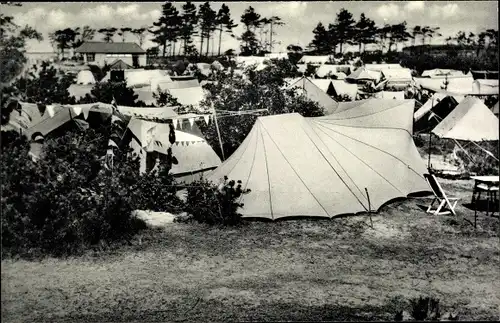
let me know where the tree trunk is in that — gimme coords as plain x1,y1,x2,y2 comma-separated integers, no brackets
218,27,223,56
173,41,176,59
206,32,210,57
339,42,343,54
162,43,166,57
200,33,204,58
358,43,362,54
270,22,273,52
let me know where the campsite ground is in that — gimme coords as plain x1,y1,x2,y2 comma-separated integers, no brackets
2,178,499,322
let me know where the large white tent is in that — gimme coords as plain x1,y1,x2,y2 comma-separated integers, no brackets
209,99,428,219
413,93,465,122
76,70,96,85
432,97,499,141
286,77,339,115
101,69,172,88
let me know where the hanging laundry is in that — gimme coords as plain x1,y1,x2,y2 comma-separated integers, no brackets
71,106,82,116
188,117,195,129
82,106,91,120
204,115,210,125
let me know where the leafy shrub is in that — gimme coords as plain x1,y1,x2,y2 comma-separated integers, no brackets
182,176,251,226
0,127,147,258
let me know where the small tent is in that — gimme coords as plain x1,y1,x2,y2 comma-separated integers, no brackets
265,52,288,59
432,97,499,141
330,80,358,100
421,69,464,78
109,59,133,70
364,63,402,71
208,100,428,219
126,118,221,180
413,93,465,122
413,75,475,94
315,65,351,78
76,70,96,85
211,60,224,71
298,55,332,65
380,68,412,87
101,69,172,88
167,87,206,109
286,77,339,115
346,67,381,83
374,91,405,100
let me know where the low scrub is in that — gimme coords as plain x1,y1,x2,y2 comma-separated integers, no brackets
181,176,251,226
0,126,181,258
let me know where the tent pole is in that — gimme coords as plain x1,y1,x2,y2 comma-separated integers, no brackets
212,101,225,161
365,188,373,229
427,132,432,170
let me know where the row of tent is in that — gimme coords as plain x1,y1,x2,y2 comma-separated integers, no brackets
3,95,498,220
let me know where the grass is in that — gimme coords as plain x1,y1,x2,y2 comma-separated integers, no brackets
2,179,499,322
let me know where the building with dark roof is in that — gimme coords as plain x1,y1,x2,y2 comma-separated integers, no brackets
75,41,146,68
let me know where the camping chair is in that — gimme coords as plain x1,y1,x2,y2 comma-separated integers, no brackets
423,173,460,216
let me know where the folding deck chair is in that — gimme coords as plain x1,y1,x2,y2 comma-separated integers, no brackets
423,173,460,216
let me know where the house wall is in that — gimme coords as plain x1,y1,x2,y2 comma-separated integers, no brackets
82,53,147,67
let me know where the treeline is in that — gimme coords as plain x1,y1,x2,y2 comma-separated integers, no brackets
48,3,284,59
306,8,498,56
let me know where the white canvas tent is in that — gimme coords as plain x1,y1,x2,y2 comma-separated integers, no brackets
265,52,288,59
208,99,428,219
364,63,403,71
298,55,332,65
421,69,465,78
167,87,206,109
76,70,96,85
380,68,412,86
330,80,358,100
127,118,221,179
346,67,382,83
315,65,351,78
413,93,465,122
432,97,499,141
286,77,339,115
101,69,172,88
374,91,405,100
413,74,477,94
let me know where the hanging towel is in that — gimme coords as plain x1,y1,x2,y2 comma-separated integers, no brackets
188,118,195,129
204,115,210,125
172,118,178,129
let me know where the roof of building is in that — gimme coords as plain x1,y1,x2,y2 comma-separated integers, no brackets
75,41,145,54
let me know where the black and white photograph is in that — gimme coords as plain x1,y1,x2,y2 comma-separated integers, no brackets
1,1,499,322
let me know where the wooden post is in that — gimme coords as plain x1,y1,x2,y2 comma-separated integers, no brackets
212,102,225,161
365,188,373,229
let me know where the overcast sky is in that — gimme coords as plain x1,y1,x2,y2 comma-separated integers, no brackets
4,1,498,53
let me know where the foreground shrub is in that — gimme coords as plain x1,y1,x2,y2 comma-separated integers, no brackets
1,128,146,258
182,176,251,225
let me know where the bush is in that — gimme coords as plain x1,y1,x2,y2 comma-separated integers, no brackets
409,296,441,321
457,140,498,175
182,176,250,226
0,127,147,258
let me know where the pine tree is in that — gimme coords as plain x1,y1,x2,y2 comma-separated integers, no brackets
216,4,238,57
309,22,330,54
151,2,181,57
198,2,217,57
354,13,377,53
181,2,198,56
333,8,356,54
240,6,262,56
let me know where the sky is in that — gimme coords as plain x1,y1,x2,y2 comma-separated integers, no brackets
4,1,498,54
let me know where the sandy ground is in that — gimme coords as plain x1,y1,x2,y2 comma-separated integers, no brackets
2,179,499,322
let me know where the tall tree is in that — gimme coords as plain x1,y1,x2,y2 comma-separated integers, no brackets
239,6,262,56
131,27,148,47
198,2,217,57
215,4,237,57
333,8,356,54
98,27,117,43
118,27,132,42
51,28,78,58
181,2,198,56
72,26,95,49
412,25,422,46
151,2,181,57
421,26,441,45
354,13,377,53
308,22,330,54
266,16,284,53
388,21,411,52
